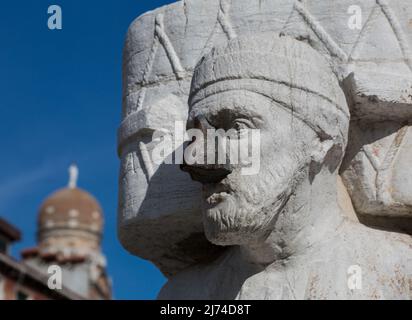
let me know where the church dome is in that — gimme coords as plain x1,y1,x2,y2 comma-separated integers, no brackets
21,164,111,299
36,165,104,257
38,187,103,234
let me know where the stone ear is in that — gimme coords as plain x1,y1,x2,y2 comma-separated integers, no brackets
311,139,334,164
309,138,343,182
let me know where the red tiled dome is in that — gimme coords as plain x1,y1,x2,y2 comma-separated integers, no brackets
38,187,103,234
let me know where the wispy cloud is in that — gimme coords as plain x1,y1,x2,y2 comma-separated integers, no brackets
0,160,63,214
0,143,115,214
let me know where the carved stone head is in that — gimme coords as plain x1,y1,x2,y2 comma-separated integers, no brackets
182,35,350,246
118,0,412,277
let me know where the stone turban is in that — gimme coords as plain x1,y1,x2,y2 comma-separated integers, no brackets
189,34,350,151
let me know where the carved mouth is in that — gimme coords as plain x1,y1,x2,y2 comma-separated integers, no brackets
206,191,230,206
203,183,233,207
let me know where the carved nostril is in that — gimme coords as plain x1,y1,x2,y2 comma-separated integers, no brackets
180,163,232,184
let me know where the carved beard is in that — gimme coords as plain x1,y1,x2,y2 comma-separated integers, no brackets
201,158,298,246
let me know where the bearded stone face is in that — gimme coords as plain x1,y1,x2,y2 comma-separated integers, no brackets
185,90,319,246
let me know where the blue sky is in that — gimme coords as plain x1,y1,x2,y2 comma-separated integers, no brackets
0,0,177,299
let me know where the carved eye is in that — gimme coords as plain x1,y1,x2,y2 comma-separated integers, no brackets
233,119,254,131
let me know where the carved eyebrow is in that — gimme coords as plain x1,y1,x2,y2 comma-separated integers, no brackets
192,94,263,116
189,96,267,131
205,107,264,131
195,88,332,140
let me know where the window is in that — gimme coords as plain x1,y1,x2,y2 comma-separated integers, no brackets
0,237,7,254
16,290,29,300
0,276,4,300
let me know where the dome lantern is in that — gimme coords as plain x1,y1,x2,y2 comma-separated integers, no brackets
68,164,79,189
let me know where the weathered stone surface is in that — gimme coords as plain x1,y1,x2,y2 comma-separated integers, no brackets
156,34,412,299
118,0,412,298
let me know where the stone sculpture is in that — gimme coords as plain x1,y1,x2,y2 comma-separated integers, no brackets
118,0,412,299
159,34,412,299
